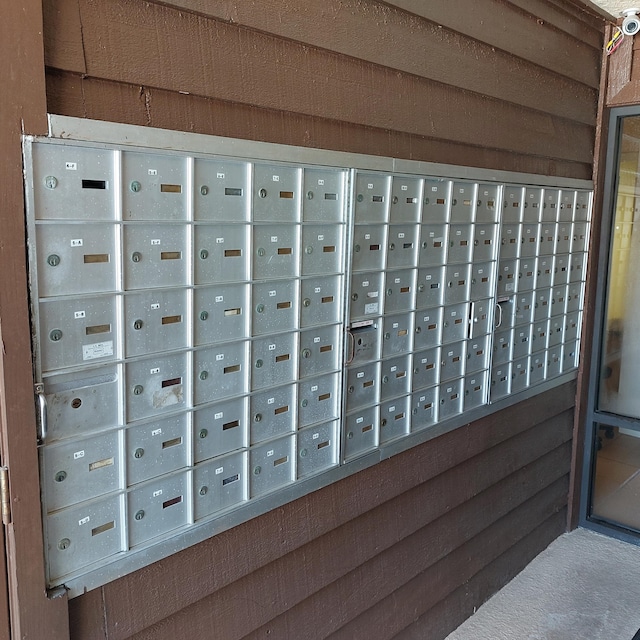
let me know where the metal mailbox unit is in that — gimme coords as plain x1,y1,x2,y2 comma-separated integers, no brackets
23,116,591,597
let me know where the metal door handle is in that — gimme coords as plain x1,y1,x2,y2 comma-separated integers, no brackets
35,385,47,443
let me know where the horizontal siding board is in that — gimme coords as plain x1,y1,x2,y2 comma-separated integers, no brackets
45,71,593,180
103,410,573,640
55,0,594,164
392,509,567,640
119,0,599,126
43,0,86,73
385,0,601,87
242,449,571,640
326,471,570,640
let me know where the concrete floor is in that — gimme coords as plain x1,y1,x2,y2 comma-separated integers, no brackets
446,528,640,640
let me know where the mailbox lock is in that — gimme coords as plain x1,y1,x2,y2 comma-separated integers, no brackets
424,197,430,205
54,471,67,483
44,176,58,189
131,252,142,263
412,407,418,415
418,284,425,292
305,245,313,255
200,249,209,260
307,190,314,200
384,332,391,340
134,510,145,521
348,385,355,393
133,319,144,330
259,188,267,198
381,418,387,427
382,375,389,384
354,244,361,252
254,413,262,423
200,311,209,321
386,288,393,297
47,254,61,267
133,385,144,396
130,181,142,193
413,367,419,374
257,247,266,257
300,448,308,457
302,348,311,359
253,466,262,475
351,293,358,301
301,399,308,407
200,185,209,196
134,448,144,459
302,298,311,308
389,243,395,251
255,359,263,369
199,429,208,439
392,195,398,205
256,304,265,314
421,241,428,249
415,326,421,334
49,329,63,342
199,486,208,496
347,431,354,439
357,194,363,202
58,538,71,551
199,371,209,381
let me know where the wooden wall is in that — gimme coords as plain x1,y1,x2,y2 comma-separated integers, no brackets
39,1,606,638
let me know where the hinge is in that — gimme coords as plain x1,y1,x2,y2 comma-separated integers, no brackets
0,467,10,526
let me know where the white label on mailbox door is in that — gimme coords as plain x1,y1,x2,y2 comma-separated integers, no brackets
364,303,378,314
269,290,276,297
82,341,114,361
271,236,278,243
215,296,224,303
74,310,86,319
268,344,276,351
78,516,90,526
318,234,324,241
216,237,224,244
148,169,158,175
65,162,77,170
151,303,160,310
216,354,224,361
314,287,321,293
272,175,280,182
367,183,374,190
313,433,320,439
70,239,83,247
267,397,275,405
73,450,85,460
151,239,161,245
318,179,325,185
152,428,162,436
153,490,163,498
401,185,408,191
215,467,224,475
150,367,160,374
311,385,318,391
217,173,225,179
214,412,223,420
313,337,321,343
267,449,274,457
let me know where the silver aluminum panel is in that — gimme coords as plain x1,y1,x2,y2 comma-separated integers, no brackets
251,333,298,390
390,176,423,223
564,311,581,343
466,335,490,374
126,352,188,422
382,313,413,357
298,372,340,428
250,384,296,445
569,252,587,282
574,191,591,221
251,280,298,336
531,320,549,354
496,296,516,330
512,324,532,360
412,347,440,391
490,363,511,401
380,354,412,401
422,178,451,223
194,224,250,284
123,224,188,290
499,224,521,260
551,285,567,317
192,341,249,405
529,352,546,385
492,328,513,366
349,271,384,320
548,315,564,348
379,395,411,444
43,367,120,443
553,254,571,286
45,493,125,583
450,182,476,224
546,347,562,378
301,224,344,275
562,340,579,372
348,322,382,365
536,256,554,289
416,266,445,309
126,414,189,486
413,307,443,350
354,173,391,223
344,406,378,461
470,261,495,300
193,158,250,222
194,283,250,345
517,258,536,293
566,282,584,313
32,145,115,221
442,303,469,344
297,421,339,479
36,224,117,297
193,451,247,520
476,184,501,223
252,164,301,222
346,361,380,411
39,295,118,372
447,224,473,264
502,186,524,224
249,435,295,498
559,190,576,222
464,371,488,411
572,222,589,253
556,222,572,254
473,224,498,262
542,189,560,222
444,263,471,305
384,269,416,314
193,396,248,462
440,341,466,383
520,223,540,258
252,224,299,280
42,430,122,512
523,187,543,223
514,291,535,326
300,275,342,327
533,288,552,322
438,378,463,421
470,298,493,339
510,357,529,394
386,224,419,269
418,224,448,266
122,152,187,221
124,289,188,357
539,223,557,256
352,224,387,272
299,324,341,379
127,471,189,547
497,259,518,296
302,168,346,223
411,388,438,431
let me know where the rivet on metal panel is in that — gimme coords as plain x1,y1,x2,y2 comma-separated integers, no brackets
131,252,142,263
44,176,58,189
130,181,142,193
199,371,208,381
133,319,143,330
200,249,209,260
54,471,67,483
200,311,209,321
134,448,144,459
58,538,71,551
134,510,145,520
200,185,209,196
47,254,60,267
199,429,208,439
133,385,144,395
49,329,63,342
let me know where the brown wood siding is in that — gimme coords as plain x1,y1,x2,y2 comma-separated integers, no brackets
39,2,605,639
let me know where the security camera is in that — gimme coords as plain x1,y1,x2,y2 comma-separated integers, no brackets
622,8,640,36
